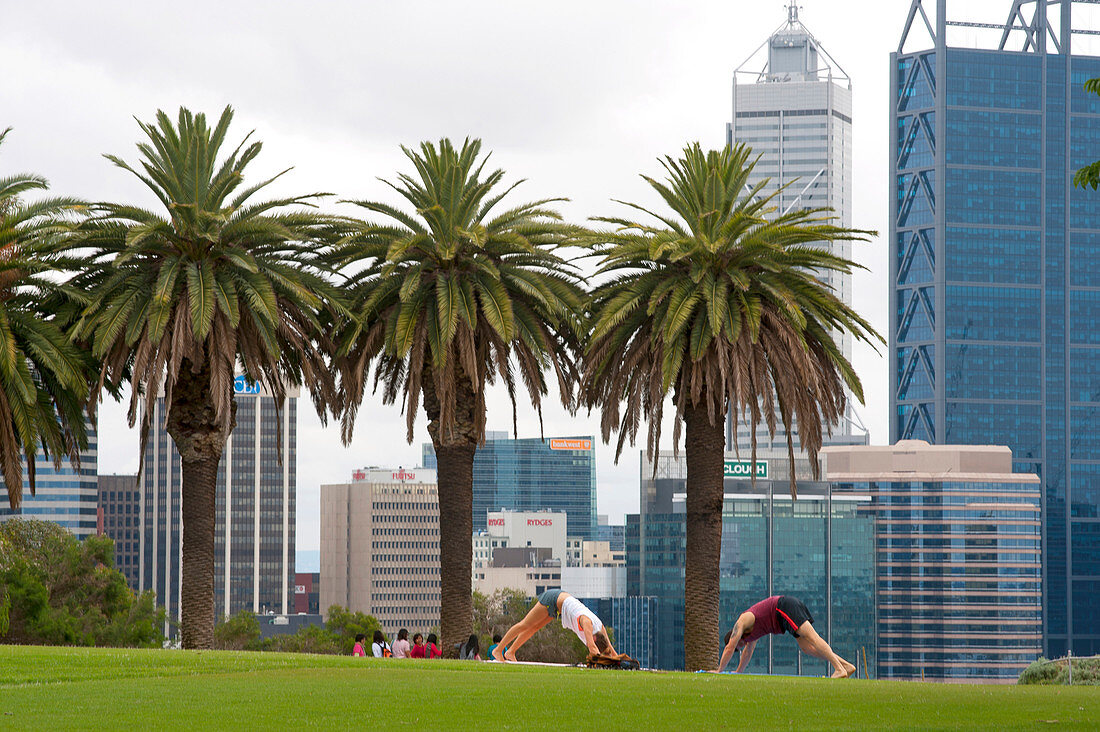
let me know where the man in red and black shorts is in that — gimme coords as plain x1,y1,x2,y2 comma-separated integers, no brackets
712,595,856,678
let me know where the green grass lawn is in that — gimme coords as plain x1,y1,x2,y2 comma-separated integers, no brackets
0,646,1096,730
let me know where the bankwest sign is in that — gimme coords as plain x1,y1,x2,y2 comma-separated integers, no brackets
724,460,768,479
549,438,592,451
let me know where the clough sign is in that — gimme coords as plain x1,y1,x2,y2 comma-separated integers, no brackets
724,460,768,479
549,438,592,451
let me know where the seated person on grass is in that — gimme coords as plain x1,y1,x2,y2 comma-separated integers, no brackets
492,589,615,662
714,595,856,678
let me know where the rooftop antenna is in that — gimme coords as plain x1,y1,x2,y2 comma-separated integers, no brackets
788,1,801,25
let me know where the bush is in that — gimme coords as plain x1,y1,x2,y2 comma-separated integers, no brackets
0,519,163,647
214,611,263,651
1018,656,1100,685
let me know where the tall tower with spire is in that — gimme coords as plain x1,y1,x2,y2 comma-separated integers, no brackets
725,2,866,452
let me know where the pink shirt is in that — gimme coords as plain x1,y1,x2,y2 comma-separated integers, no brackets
353,642,365,657
392,639,411,658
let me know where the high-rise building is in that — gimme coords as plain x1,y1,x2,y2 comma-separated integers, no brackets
139,377,297,633
892,0,1100,657
320,468,440,630
827,441,1043,682
629,449,876,672
0,428,98,539
726,2,866,451
422,433,598,540
97,473,141,589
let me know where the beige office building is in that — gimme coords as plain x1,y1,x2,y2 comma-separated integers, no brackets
320,468,440,631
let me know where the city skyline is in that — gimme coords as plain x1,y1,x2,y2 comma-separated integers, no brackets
6,1,1100,554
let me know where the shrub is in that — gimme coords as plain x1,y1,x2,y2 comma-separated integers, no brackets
1018,656,1100,685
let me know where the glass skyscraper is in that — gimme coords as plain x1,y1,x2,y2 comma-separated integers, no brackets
140,377,297,634
629,450,876,672
892,0,1100,657
422,433,597,540
827,442,1043,682
0,427,98,539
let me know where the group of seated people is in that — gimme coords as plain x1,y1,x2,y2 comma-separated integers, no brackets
352,629,442,658
351,628,503,660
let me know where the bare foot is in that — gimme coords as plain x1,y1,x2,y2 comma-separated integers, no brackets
831,662,856,679
504,653,517,662
491,648,504,662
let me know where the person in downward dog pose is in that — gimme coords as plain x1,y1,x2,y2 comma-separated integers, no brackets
714,595,856,678
492,589,615,662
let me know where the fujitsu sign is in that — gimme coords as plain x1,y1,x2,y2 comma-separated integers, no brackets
527,519,554,526
392,470,416,481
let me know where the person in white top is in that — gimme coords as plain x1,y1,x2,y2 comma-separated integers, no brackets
492,589,616,662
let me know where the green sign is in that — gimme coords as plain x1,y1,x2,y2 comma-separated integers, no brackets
723,460,768,479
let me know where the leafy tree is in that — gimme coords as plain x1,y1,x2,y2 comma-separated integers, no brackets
0,128,93,510
335,139,585,651
582,143,880,671
213,610,263,651
472,589,588,664
0,519,163,647
66,107,350,649
322,605,382,655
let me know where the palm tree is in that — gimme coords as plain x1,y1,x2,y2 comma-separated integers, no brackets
0,128,91,511
583,143,881,671
67,107,349,648
335,138,584,651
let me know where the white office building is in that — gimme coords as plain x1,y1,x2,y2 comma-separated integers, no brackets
726,2,866,450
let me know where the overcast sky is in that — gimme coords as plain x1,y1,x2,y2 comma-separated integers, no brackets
6,0,1091,554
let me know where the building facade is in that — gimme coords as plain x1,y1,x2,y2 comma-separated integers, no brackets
320,468,440,631
97,474,141,588
892,0,1100,657
0,429,98,540
726,2,866,450
486,509,567,560
139,377,297,633
423,433,598,539
630,449,876,672
827,441,1043,682
294,572,320,615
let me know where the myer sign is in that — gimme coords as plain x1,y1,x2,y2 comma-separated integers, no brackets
724,460,768,479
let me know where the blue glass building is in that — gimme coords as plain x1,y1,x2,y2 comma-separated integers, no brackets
423,433,597,540
827,442,1043,682
0,427,98,539
629,451,876,672
892,0,1100,657
578,596,659,670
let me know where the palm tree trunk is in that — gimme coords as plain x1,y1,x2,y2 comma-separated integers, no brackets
166,358,234,650
435,441,475,655
422,364,479,656
683,394,726,672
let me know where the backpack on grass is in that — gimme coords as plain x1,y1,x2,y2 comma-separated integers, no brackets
586,652,640,670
